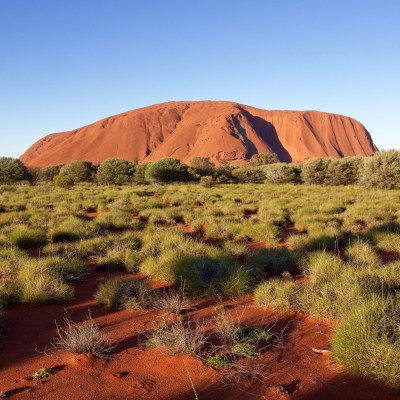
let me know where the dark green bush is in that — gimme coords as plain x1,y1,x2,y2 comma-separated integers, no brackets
359,150,400,189
37,164,64,183
0,157,28,184
231,167,265,183
213,165,235,183
189,157,215,178
301,158,332,185
326,157,362,185
97,158,135,185
59,160,96,183
263,163,302,184
147,158,188,183
249,152,278,166
54,175,74,188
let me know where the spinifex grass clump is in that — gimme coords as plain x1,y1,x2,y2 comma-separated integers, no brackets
0,281,19,308
18,262,74,304
9,226,47,249
139,230,249,295
50,216,89,242
52,313,115,360
95,277,155,310
39,256,88,281
345,239,381,269
0,247,28,279
331,296,400,390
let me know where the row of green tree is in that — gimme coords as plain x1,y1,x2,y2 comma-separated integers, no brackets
1,150,400,189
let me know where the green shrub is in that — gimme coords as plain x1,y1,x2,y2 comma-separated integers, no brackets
236,327,273,344
147,158,188,183
326,157,362,185
213,165,235,183
301,158,332,185
249,152,278,166
9,226,47,249
263,164,302,184
94,212,135,231
140,243,235,293
97,158,135,185
189,157,215,177
207,355,230,369
0,157,28,184
102,248,141,273
199,176,215,187
59,160,96,183
219,265,254,296
231,342,259,357
231,168,265,183
359,150,400,189
109,197,133,213
133,163,149,184
37,164,64,183
54,175,74,188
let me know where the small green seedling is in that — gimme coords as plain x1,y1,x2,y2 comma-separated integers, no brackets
145,339,157,349
237,327,274,344
206,355,230,369
231,343,260,358
32,367,54,380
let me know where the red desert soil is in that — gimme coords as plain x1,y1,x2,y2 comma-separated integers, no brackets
1,265,399,400
20,101,377,168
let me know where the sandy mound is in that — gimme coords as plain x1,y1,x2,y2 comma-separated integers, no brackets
20,101,378,168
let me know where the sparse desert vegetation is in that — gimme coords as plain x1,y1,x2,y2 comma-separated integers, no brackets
2,171,400,398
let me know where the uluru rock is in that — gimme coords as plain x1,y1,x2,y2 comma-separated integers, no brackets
20,101,378,168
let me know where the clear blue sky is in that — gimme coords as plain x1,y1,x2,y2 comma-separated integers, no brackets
0,0,399,157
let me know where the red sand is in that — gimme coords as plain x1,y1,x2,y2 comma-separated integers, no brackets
20,101,377,168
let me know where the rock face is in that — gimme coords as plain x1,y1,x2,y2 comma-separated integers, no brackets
20,101,378,168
